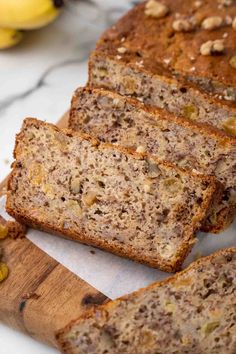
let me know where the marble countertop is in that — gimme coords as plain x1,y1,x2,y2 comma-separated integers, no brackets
0,1,133,353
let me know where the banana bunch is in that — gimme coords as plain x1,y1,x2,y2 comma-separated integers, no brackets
0,0,64,50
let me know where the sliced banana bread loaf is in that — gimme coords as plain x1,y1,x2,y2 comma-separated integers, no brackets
57,247,236,354
89,0,236,136
6,118,221,272
69,87,236,233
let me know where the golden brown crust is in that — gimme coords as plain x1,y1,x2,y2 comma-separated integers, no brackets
56,246,236,354
90,0,236,104
6,118,222,272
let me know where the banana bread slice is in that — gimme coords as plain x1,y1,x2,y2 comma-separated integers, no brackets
57,247,236,354
6,118,221,272
89,0,236,136
69,87,236,233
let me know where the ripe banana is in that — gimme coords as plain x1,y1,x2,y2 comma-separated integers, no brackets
0,0,63,30
0,28,23,49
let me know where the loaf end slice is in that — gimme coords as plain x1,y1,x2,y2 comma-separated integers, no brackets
69,87,236,233
89,0,236,137
7,118,221,272
57,247,236,354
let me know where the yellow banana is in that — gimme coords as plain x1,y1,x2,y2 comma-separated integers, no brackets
0,0,63,30
0,27,23,49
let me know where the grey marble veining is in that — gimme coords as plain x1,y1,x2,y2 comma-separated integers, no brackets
0,0,136,181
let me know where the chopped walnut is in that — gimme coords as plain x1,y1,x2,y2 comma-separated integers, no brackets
229,55,236,69
233,17,236,30
145,0,169,19
200,39,224,56
172,18,195,32
117,47,127,54
201,16,223,30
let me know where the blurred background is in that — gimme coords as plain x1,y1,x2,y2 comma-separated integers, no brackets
0,1,135,353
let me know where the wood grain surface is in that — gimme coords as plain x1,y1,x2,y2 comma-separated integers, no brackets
0,113,108,347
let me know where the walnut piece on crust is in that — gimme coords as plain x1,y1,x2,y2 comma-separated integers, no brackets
200,39,224,56
145,0,169,19
201,16,223,31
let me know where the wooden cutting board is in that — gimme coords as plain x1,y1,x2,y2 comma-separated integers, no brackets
0,113,108,348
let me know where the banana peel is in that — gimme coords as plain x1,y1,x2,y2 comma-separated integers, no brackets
0,0,61,30
0,28,23,49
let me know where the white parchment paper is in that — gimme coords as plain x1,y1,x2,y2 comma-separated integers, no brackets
1,195,235,299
